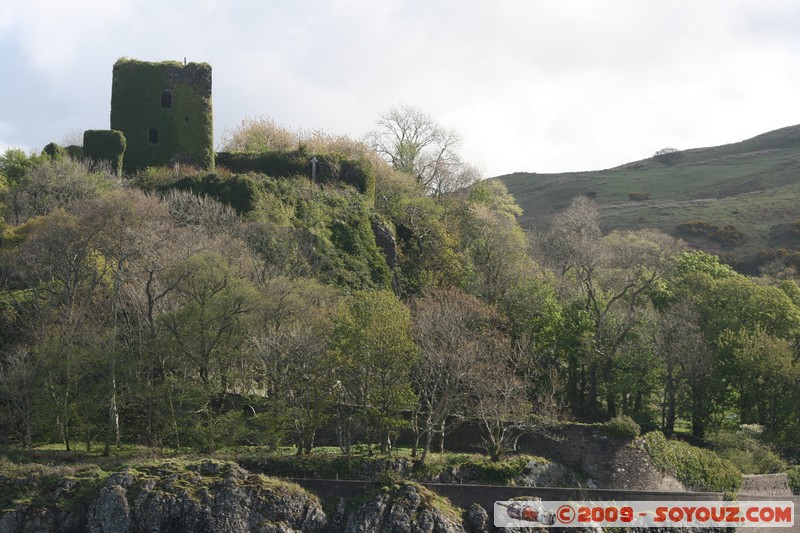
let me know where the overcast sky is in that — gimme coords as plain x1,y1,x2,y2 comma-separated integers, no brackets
2,0,800,176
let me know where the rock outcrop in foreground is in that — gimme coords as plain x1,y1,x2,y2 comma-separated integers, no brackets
0,461,470,533
344,482,465,533
1,461,327,533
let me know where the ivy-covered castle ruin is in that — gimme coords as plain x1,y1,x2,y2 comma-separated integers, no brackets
110,58,214,172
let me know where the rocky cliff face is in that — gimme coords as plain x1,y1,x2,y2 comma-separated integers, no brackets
344,482,465,533
0,460,327,533
0,461,473,533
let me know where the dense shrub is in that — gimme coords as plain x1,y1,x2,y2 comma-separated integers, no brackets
643,431,741,492
709,428,786,474
83,130,126,176
453,455,534,485
169,173,262,214
653,147,683,166
65,145,84,159
6,157,119,224
603,415,641,438
675,220,746,247
675,220,716,237
42,142,66,159
710,225,746,247
787,465,800,495
758,248,800,269
216,151,375,198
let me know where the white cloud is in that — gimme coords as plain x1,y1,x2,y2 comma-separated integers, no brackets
0,122,29,153
3,0,800,175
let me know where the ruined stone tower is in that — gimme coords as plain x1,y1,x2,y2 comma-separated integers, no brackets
111,58,214,172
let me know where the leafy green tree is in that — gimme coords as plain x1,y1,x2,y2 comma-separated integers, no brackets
254,277,341,454
374,169,465,296
728,328,797,434
329,290,418,453
650,303,708,436
664,251,800,439
0,148,40,184
544,197,684,418
160,253,259,387
458,180,532,303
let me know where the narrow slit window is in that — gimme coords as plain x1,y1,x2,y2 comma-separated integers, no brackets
149,128,159,144
161,90,172,108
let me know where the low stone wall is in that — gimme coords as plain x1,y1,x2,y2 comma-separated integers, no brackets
490,424,684,491
740,473,792,496
292,478,723,517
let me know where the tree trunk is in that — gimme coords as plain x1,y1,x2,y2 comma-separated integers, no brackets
663,368,676,436
691,385,705,439
587,363,599,416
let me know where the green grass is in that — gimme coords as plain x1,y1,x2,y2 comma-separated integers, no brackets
6,442,544,486
0,442,199,472
496,124,800,270
0,457,109,513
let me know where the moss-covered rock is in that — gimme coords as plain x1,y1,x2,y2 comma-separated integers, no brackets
344,482,465,533
0,460,327,533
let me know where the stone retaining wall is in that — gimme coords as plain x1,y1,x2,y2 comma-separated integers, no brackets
741,473,792,496
447,423,685,491
292,478,724,516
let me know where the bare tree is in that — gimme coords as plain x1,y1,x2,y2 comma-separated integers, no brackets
366,105,479,196
471,353,532,461
410,288,496,463
8,157,119,224
0,346,37,448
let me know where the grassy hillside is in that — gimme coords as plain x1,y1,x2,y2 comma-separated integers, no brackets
496,124,800,272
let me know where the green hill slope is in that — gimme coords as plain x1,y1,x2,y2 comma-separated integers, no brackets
495,124,800,272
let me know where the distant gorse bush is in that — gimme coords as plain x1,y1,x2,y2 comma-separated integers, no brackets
627,192,650,201
675,220,746,248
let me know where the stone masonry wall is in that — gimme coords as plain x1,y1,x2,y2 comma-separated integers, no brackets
740,474,792,496
446,423,685,491
516,424,686,491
